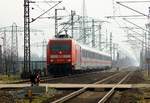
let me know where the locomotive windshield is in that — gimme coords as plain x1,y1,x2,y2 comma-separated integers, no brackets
50,43,71,51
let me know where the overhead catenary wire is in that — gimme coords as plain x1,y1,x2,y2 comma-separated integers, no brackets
117,1,150,3
30,1,62,23
116,1,148,17
123,18,150,34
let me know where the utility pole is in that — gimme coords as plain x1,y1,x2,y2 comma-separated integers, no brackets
11,23,18,74
0,24,42,76
92,19,95,47
3,30,7,75
24,0,31,78
141,41,144,69
116,51,120,70
24,1,62,78
42,39,46,69
55,7,65,37
112,43,115,61
147,7,150,76
71,10,75,38
110,32,112,68
55,9,58,36
106,29,108,51
83,0,86,44
0,34,5,74
99,24,102,50
23,0,61,78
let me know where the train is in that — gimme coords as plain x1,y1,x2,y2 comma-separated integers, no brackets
47,37,112,76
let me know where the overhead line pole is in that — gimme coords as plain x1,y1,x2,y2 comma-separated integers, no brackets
110,32,113,68
71,10,75,38
24,0,61,78
24,0,31,78
99,24,102,50
92,19,95,47
54,7,65,37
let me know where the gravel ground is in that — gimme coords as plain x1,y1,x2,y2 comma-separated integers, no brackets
42,90,75,103
0,91,15,103
47,71,115,84
119,89,143,103
125,70,144,84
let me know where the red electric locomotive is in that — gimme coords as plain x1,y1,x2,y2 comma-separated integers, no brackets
47,37,111,76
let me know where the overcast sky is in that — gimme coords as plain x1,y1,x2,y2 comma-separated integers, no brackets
0,0,149,65
0,0,113,25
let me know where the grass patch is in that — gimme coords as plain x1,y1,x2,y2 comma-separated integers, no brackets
0,75,21,83
15,88,59,103
20,95,50,103
141,70,150,83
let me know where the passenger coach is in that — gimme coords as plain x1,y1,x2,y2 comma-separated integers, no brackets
47,38,112,75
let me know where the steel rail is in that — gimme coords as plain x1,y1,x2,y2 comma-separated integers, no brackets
51,72,121,103
98,72,132,103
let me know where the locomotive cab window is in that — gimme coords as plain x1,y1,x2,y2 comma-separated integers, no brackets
50,43,71,51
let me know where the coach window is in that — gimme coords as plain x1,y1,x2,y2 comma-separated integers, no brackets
89,51,91,58
87,51,89,58
102,56,104,60
85,50,87,58
105,56,107,60
84,50,87,58
106,56,108,60
82,49,85,57
104,56,106,60
95,53,96,59
100,55,102,59
90,52,92,58
84,50,86,57
91,52,93,58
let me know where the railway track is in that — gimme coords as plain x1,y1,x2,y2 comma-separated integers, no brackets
98,72,132,103
51,71,132,103
9,71,108,84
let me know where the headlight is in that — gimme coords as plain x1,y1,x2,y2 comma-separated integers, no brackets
67,59,71,62
50,59,54,62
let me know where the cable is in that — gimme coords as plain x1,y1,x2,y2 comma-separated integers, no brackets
32,2,51,16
